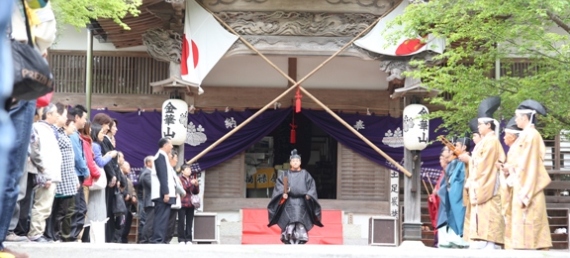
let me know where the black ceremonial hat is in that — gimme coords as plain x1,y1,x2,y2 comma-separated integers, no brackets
469,118,479,134
516,99,546,116
504,116,522,134
290,149,301,160
454,135,471,149
477,96,501,122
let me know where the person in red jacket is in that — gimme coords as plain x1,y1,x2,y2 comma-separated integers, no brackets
79,121,101,242
81,121,101,189
177,164,199,245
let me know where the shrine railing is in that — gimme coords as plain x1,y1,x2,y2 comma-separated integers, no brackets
545,135,570,204
47,50,169,95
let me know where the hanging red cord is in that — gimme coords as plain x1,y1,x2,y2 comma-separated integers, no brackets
294,86,302,113
290,112,297,144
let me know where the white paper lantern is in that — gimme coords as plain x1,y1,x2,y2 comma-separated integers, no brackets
161,99,188,145
403,104,429,151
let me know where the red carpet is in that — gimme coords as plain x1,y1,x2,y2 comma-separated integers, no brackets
241,208,343,244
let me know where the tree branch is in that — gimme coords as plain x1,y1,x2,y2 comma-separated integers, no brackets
504,39,568,64
550,112,570,127
546,10,570,34
495,85,518,94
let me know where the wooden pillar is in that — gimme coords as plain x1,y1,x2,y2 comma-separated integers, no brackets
287,57,297,88
175,145,184,170
389,98,402,118
401,96,423,244
183,85,195,114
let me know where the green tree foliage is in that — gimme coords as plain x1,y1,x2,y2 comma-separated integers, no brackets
393,0,570,136
51,0,142,30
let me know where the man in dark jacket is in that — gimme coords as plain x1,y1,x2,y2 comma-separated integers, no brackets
149,137,175,244
137,156,153,243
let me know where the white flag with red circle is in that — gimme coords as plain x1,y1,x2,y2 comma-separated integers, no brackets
354,1,445,56
181,0,238,94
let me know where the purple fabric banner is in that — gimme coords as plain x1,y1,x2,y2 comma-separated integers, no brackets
91,108,290,172
91,109,163,171
302,109,446,184
91,108,446,184
183,108,290,172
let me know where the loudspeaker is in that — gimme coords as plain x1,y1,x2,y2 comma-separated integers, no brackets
193,212,219,243
368,216,397,246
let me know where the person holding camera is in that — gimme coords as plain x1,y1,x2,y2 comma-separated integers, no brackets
177,164,199,244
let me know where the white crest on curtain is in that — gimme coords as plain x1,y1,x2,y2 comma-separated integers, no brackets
224,117,237,129
381,127,404,148
353,120,366,130
185,121,207,146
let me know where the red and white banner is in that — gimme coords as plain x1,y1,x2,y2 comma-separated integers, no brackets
354,1,445,56
181,0,238,94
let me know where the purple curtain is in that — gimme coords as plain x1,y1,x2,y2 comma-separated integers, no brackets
184,108,290,171
91,109,163,170
302,109,446,183
91,108,289,171
92,108,446,184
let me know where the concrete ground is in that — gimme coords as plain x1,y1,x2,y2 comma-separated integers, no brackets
4,241,569,258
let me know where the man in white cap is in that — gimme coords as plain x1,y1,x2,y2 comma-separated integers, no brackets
500,100,551,250
464,96,506,250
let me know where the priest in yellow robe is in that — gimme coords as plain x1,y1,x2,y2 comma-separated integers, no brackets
501,100,552,250
496,116,522,250
464,96,505,250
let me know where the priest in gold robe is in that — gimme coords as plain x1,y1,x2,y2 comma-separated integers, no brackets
464,96,505,250
496,116,522,249
501,100,552,250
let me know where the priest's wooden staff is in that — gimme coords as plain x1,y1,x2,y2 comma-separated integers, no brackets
422,177,432,196
438,135,465,157
188,1,411,177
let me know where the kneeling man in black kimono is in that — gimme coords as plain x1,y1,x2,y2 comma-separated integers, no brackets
268,149,323,244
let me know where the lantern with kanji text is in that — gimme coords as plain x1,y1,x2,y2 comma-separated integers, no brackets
402,104,429,151
161,99,188,145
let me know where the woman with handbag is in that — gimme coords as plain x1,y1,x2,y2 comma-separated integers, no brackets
85,123,116,242
98,117,127,242
178,164,200,245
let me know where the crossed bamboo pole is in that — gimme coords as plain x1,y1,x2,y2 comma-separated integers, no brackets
188,1,411,177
